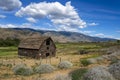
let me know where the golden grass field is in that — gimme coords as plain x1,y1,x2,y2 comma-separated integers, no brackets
0,54,106,80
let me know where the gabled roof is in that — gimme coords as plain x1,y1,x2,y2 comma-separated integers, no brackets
18,36,51,49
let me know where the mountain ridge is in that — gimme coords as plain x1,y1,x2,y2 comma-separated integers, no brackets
0,28,116,43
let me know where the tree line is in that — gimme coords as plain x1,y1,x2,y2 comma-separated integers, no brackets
0,38,20,47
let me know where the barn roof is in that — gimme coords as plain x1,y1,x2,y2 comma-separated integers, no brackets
18,36,51,49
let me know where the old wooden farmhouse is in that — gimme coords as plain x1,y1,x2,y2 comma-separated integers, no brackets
18,36,56,59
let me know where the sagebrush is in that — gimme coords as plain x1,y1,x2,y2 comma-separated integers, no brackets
58,61,73,69
83,66,115,80
13,64,33,76
35,64,55,74
109,61,120,80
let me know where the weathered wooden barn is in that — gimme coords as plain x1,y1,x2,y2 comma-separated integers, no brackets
18,36,56,59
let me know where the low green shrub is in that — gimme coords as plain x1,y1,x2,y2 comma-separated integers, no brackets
79,49,88,55
80,59,91,66
0,63,3,67
110,58,119,65
2,73,11,78
58,61,73,69
6,64,12,68
70,68,87,80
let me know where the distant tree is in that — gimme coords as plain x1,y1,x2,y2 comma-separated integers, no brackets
0,38,20,47
117,40,120,43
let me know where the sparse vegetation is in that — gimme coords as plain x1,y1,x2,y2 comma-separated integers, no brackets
1,73,12,79
58,61,73,69
0,42,120,80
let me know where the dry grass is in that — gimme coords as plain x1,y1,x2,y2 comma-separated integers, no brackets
0,54,89,80
0,54,111,80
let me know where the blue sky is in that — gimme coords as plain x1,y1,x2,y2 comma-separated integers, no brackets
0,0,120,39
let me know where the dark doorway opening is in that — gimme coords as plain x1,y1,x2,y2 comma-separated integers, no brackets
46,53,50,57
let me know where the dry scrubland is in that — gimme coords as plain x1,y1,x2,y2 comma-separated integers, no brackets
0,42,120,80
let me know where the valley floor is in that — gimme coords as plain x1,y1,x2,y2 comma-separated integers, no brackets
0,42,120,80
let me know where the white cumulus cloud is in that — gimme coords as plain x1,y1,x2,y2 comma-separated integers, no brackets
0,23,33,28
0,14,6,18
26,17,37,23
88,22,98,26
95,33,105,36
94,33,114,38
15,1,86,31
0,0,22,11
80,31,95,34
0,24,16,28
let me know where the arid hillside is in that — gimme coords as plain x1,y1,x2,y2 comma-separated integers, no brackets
0,28,116,43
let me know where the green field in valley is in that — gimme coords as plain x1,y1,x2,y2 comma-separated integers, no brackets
0,41,119,57
0,46,17,56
